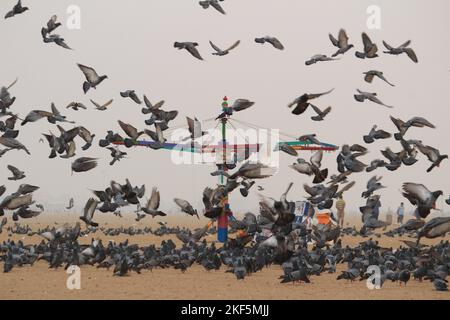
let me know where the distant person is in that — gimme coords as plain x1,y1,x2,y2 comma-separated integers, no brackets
396,202,405,224
373,198,382,220
335,196,346,228
314,205,337,232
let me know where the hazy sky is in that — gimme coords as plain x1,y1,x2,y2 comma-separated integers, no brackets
1,0,450,217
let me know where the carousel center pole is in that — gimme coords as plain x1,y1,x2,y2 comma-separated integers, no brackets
217,96,231,243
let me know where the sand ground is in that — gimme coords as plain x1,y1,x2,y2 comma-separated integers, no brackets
0,214,449,300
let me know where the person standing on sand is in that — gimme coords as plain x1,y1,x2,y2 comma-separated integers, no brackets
373,198,382,220
396,202,405,224
335,196,346,228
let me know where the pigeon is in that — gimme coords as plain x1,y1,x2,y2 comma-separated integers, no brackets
77,64,108,94
174,198,199,219
280,269,310,284
199,0,226,15
0,136,30,154
5,0,29,19
417,217,450,243
14,205,42,220
7,165,25,180
277,142,297,157
142,187,166,218
433,279,449,292
390,116,435,140
78,126,95,150
120,90,142,105
336,144,368,173
383,40,418,63
107,147,127,166
337,268,361,281
50,103,75,124
363,125,391,144
349,144,368,153
239,179,255,197
145,123,166,149
41,15,61,36
380,147,405,172
254,36,284,50
362,176,385,198
399,138,420,166
355,32,378,59
230,162,275,180
402,183,443,218
90,99,113,111
398,269,411,286
16,184,39,195
20,110,53,126
43,34,72,50
289,150,328,184
118,120,144,147
310,104,332,121
414,142,448,173
298,134,321,145
363,70,395,86
288,89,334,115
141,96,165,115
66,198,74,210
305,54,339,66
80,198,99,227
329,29,354,57
0,114,19,138
0,78,18,114
354,89,393,108
71,157,98,173
186,117,206,140
366,159,387,173
215,98,254,119
327,171,351,185
230,260,247,280
66,102,87,111
209,40,240,56
174,42,203,60
60,140,76,160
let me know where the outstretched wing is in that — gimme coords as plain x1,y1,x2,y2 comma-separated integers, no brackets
186,45,203,60
77,64,100,83
174,198,189,210
308,88,334,100
209,40,222,52
84,198,98,220
338,29,349,48
7,165,20,176
402,183,430,203
329,33,338,47
148,187,160,210
225,40,240,51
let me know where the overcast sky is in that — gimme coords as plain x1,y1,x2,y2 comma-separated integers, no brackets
1,0,450,217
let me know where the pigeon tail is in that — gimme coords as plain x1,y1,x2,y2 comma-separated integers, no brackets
355,51,366,59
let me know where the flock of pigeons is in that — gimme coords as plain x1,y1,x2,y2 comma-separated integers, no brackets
1,217,449,291
1,1,450,293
